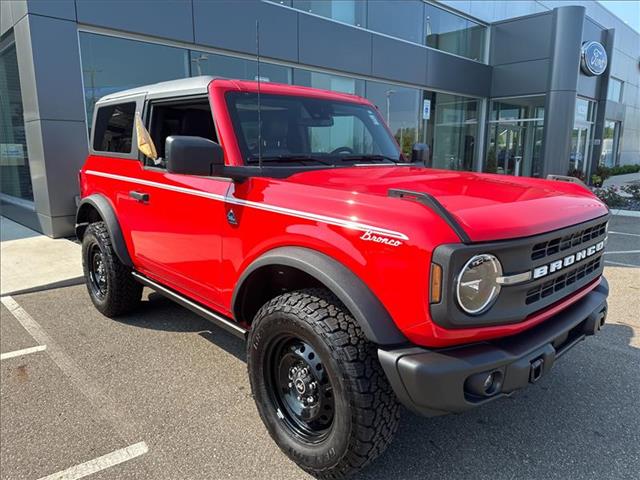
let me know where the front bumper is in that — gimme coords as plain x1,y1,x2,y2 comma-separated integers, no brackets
379,277,609,417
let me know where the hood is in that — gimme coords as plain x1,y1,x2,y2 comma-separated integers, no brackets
286,166,608,242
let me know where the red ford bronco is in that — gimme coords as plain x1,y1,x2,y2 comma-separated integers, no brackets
77,76,609,478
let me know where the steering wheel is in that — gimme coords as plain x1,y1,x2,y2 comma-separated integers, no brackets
330,146,354,155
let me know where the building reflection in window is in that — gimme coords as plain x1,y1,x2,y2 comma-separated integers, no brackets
0,42,34,201
80,32,190,132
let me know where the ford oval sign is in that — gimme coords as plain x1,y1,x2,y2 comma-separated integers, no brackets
581,41,607,76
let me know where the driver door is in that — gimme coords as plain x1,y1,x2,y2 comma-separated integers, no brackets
124,96,230,310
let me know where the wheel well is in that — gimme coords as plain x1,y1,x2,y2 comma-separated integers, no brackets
235,265,325,325
76,203,103,239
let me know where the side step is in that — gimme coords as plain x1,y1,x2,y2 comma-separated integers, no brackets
131,271,247,339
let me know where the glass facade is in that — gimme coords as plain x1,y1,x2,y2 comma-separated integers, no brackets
366,81,421,157
190,50,292,84
0,42,33,201
607,77,623,103
80,32,190,131
286,0,487,62
366,81,479,167
292,0,366,27
486,96,545,177
600,120,621,167
425,3,486,61
427,93,479,171
293,69,364,95
78,32,482,173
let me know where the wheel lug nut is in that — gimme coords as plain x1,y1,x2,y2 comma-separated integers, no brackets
307,396,314,403
288,382,293,388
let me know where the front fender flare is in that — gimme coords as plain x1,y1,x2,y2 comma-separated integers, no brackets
75,194,133,267
233,247,408,346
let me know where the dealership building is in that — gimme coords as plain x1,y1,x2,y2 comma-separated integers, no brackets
1,0,639,237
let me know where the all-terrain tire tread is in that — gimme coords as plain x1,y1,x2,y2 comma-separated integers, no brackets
251,288,400,479
82,221,142,317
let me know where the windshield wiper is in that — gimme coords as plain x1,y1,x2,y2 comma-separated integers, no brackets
337,154,402,164
247,154,334,166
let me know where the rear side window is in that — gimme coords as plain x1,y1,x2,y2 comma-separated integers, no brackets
93,102,136,153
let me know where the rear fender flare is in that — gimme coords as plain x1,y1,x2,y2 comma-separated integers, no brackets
75,194,133,267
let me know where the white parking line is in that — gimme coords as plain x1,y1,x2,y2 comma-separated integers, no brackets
609,231,640,238
0,295,144,444
604,250,640,255
37,441,148,480
0,344,47,361
605,260,640,268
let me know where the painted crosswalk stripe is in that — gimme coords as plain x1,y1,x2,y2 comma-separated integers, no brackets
0,344,47,361
37,442,148,480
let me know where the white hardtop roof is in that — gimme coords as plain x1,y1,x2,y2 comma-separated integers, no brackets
96,76,217,104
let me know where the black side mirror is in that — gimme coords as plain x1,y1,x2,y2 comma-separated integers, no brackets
411,143,430,166
166,136,224,176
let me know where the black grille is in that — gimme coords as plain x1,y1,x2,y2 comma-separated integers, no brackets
531,221,607,261
525,257,602,305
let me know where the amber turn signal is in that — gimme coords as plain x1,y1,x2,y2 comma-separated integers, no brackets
430,263,443,304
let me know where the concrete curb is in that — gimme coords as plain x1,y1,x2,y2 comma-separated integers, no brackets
609,209,640,218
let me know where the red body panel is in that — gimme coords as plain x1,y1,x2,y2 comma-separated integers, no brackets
80,79,609,348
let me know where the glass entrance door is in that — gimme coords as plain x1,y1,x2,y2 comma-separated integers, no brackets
485,96,545,177
570,123,592,174
569,98,596,177
495,124,524,175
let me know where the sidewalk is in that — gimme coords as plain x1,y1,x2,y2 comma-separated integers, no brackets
1,217,83,296
603,172,640,188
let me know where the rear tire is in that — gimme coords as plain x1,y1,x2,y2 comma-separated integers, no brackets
247,288,399,479
82,221,142,317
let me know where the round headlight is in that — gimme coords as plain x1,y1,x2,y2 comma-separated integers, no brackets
456,254,503,315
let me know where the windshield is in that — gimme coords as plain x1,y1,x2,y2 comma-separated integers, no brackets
226,92,401,165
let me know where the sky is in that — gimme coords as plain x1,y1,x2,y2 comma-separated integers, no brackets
597,0,640,33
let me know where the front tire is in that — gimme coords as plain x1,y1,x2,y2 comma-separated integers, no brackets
82,221,142,317
247,289,399,479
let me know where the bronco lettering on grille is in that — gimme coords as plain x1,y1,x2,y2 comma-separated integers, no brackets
532,240,604,280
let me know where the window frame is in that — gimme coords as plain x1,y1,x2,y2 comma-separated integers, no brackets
89,94,145,160
139,93,219,171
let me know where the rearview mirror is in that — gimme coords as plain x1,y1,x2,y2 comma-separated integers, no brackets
411,143,430,166
166,136,224,176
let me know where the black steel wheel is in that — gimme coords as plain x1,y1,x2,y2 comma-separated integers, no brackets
266,334,335,443
247,289,399,479
87,243,108,300
81,221,142,317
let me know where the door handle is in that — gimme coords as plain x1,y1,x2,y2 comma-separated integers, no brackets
129,190,149,203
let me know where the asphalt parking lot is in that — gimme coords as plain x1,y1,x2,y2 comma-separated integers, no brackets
1,216,638,480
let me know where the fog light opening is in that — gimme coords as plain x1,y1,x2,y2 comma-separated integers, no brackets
465,370,504,398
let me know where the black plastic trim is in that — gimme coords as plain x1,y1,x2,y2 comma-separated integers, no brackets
232,247,408,346
75,194,133,267
388,188,471,244
379,277,608,417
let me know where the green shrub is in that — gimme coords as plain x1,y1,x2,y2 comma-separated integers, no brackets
595,165,611,181
591,174,603,187
609,164,640,176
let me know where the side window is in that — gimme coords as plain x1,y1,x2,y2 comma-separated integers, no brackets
145,98,217,168
93,102,136,153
